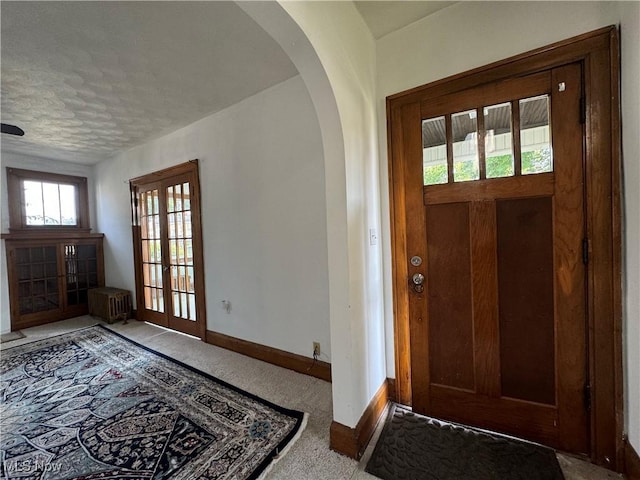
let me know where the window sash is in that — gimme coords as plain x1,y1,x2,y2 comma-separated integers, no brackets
6,167,90,232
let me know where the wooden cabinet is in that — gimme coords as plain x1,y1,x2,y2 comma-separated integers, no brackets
3,234,105,330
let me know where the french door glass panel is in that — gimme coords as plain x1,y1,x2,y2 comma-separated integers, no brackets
139,181,196,322
140,189,164,313
167,182,196,321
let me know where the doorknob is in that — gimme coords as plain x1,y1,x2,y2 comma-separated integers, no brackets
411,273,425,293
163,265,170,272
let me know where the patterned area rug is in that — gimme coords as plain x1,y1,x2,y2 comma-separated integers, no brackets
366,404,564,480
0,325,306,479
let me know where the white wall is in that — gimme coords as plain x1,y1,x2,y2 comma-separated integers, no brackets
240,0,386,429
0,152,96,333
376,0,640,450
619,0,640,453
94,75,332,361
277,1,386,429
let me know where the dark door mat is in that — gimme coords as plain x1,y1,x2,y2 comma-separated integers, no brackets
365,404,564,480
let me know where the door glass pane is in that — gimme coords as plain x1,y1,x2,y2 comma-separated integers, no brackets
186,266,195,293
158,293,164,313
484,102,514,178
452,110,479,182
188,294,196,320
184,211,192,238
185,239,193,264
173,291,181,317
14,246,59,315
65,244,79,304
169,239,177,264
183,183,190,210
140,189,164,313
167,186,174,213
168,213,176,239
520,95,553,175
422,116,447,185
175,184,183,211
166,181,196,322
32,263,44,279
32,248,44,262
176,212,184,238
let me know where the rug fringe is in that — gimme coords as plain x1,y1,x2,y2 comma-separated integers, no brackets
256,412,309,480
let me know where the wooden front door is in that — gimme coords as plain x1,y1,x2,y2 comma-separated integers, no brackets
401,63,588,452
130,161,206,339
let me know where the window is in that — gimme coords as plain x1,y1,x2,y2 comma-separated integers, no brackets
422,94,553,186
6,168,90,232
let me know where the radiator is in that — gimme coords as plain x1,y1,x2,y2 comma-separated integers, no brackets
88,287,132,324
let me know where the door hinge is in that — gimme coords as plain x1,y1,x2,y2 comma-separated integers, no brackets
580,96,586,124
582,238,589,265
584,383,592,411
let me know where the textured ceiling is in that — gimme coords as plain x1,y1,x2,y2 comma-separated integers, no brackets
0,1,298,164
355,1,456,39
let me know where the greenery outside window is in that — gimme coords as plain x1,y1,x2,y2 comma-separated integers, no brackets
6,168,90,232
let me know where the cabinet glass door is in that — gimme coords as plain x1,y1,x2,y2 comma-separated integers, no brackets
65,243,100,306
15,246,60,315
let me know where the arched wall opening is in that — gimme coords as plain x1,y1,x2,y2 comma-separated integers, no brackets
237,1,388,442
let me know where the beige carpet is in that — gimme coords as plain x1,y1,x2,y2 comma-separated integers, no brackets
0,330,25,343
0,316,624,480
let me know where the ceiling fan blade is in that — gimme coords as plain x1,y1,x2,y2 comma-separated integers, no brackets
1,123,25,136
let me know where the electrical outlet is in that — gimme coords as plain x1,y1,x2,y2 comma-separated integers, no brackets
313,342,320,357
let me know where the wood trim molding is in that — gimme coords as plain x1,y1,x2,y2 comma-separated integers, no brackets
205,330,331,382
1,232,102,240
329,379,391,460
129,159,199,185
387,378,397,403
626,438,640,480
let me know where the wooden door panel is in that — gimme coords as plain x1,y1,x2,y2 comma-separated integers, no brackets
404,101,431,414
426,202,474,391
470,201,500,398
496,196,556,405
424,173,554,204
551,63,589,453
430,386,559,446
407,64,588,452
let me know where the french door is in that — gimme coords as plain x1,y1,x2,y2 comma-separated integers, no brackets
395,63,589,453
130,161,206,339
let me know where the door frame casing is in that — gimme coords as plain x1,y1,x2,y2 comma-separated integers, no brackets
387,27,622,470
129,160,207,340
